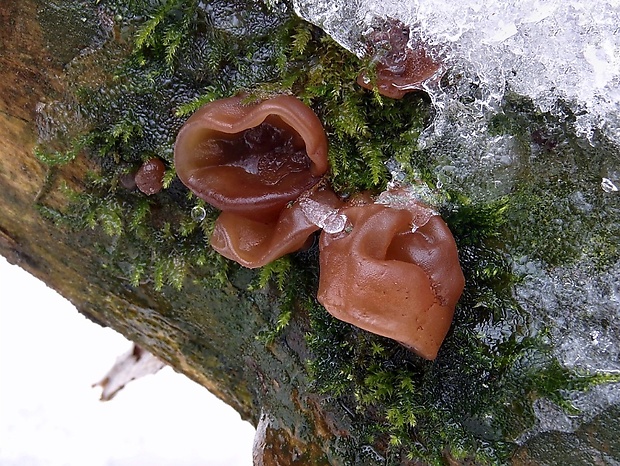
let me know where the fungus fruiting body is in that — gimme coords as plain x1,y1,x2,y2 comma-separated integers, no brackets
119,171,137,190
357,19,442,99
317,197,464,360
174,95,330,266
174,95,329,221
211,185,342,268
135,158,166,195
174,95,464,358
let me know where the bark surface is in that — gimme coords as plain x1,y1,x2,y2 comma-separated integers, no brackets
2,2,619,466
0,2,348,464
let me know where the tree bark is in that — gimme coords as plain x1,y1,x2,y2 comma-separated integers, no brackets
0,1,349,463
2,2,619,465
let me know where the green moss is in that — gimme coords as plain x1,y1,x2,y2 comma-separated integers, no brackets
306,192,619,464
34,139,84,167
490,93,620,268
33,1,618,464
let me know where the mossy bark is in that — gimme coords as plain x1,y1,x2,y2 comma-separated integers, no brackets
0,1,348,463
2,1,619,465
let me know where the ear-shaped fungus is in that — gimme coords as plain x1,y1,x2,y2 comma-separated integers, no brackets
174,95,329,221
357,18,442,99
211,186,343,268
174,95,332,267
317,200,464,360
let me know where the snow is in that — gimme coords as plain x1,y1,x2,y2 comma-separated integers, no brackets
292,0,620,146
290,0,620,439
0,257,254,466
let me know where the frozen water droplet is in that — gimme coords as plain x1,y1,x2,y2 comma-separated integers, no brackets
601,177,618,193
376,185,439,231
299,196,348,234
323,214,348,234
191,205,206,221
410,209,437,233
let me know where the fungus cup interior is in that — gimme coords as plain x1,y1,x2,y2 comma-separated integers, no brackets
317,200,464,360
174,95,329,221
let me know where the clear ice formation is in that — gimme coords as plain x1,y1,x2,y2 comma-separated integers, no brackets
375,185,439,232
601,177,619,193
298,182,440,235
292,0,620,146
298,195,348,234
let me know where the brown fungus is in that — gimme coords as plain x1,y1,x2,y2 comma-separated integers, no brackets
357,18,442,99
119,171,137,191
211,185,343,268
174,95,329,222
317,198,464,360
135,158,166,195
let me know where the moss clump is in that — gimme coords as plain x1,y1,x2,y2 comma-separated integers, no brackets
307,195,618,464
490,93,620,268
36,0,431,291
33,1,619,464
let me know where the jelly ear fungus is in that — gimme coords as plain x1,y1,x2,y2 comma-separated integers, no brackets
211,186,342,268
357,18,442,99
174,95,329,222
135,158,166,195
317,198,464,360
174,94,465,358
174,95,330,267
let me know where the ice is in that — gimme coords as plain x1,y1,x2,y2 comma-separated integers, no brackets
513,256,620,433
298,195,348,234
601,177,619,193
375,184,439,232
291,0,620,444
292,0,620,149
514,258,620,374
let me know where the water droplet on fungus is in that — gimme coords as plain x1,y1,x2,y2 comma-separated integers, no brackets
299,195,348,234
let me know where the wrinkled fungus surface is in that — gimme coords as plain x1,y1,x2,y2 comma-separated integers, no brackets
357,19,442,99
174,95,329,221
135,158,166,195
317,199,464,360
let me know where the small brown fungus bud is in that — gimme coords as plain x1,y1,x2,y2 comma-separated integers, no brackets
135,158,166,195
119,171,137,190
